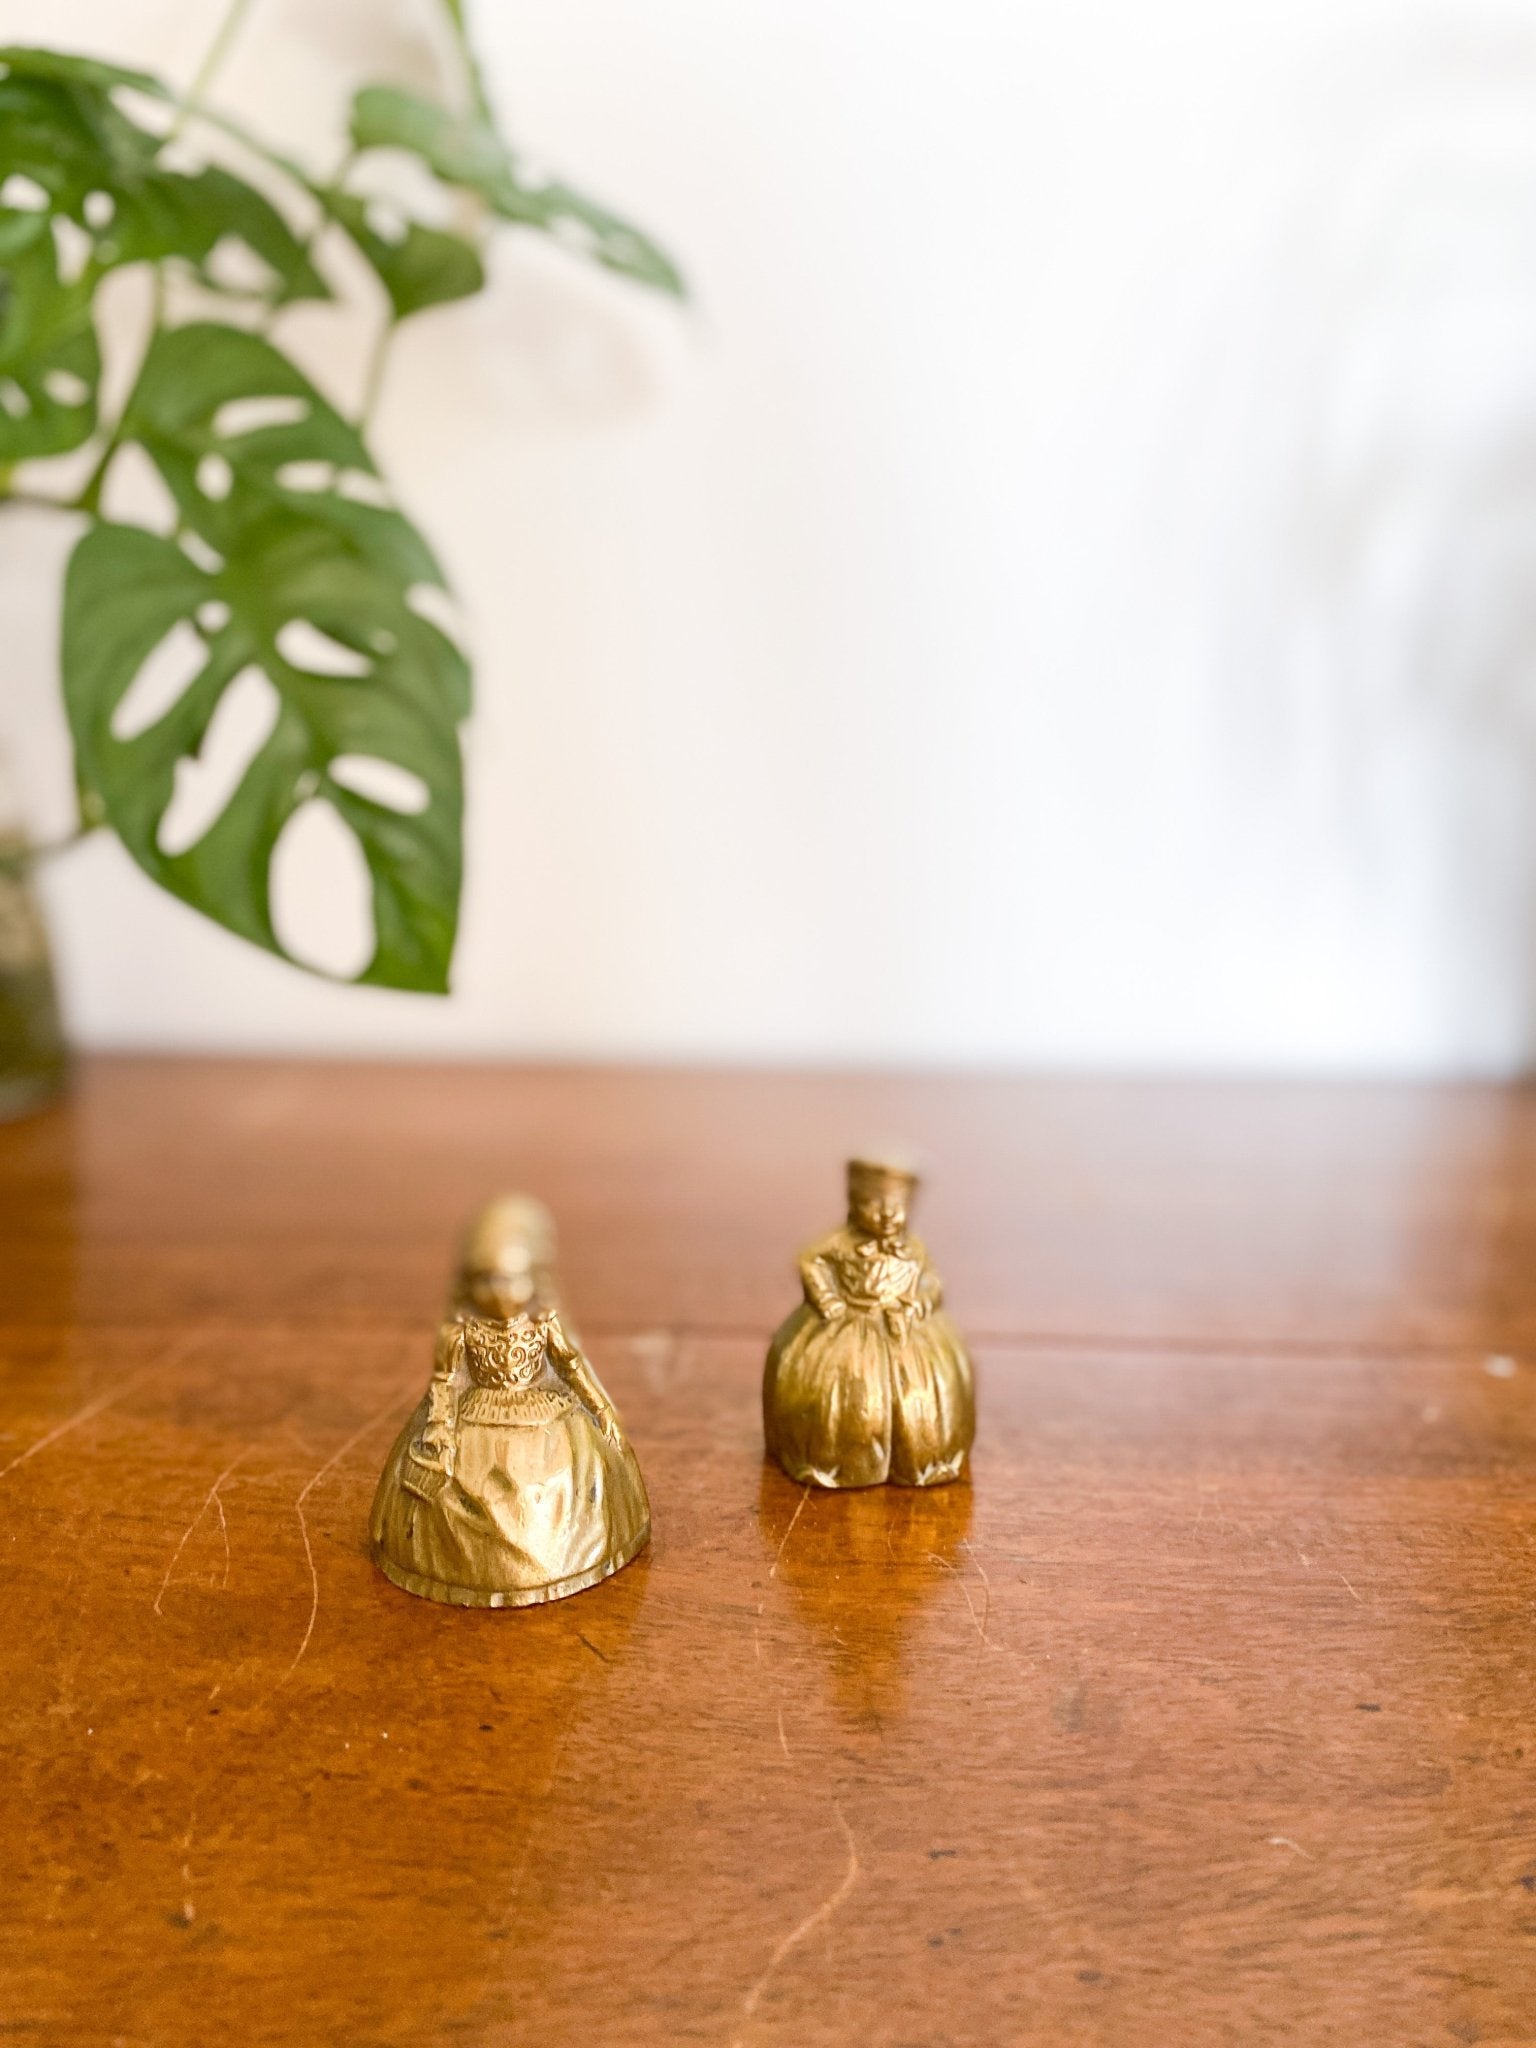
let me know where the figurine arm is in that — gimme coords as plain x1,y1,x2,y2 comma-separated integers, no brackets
418,1321,463,1457
915,1251,943,1318
883,1248,939,1337
543,1312,623,1445
799,1241,848,1320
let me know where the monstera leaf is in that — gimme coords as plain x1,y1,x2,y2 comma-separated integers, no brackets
60,322,469,988
0,46,324,289
0,47,326,459
316,188,484,319
0,46,163,96
0,207,98,458
62,514,467,989
349,84,683,296
116,321,372,535
2,32,680,995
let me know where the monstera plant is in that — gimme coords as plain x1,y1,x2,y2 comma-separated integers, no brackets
0,6,680,1009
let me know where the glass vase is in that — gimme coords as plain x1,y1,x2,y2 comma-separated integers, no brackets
0,823,67,1121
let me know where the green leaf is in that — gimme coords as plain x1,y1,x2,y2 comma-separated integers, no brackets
349,84,684,297
176,165,329,306
0,207,99,459
113,321,451,596
0,61,330,457
317,187,483,319
118,321,374,547
351,85,506,190
0,44,166,99
62,513,468,991
71,321,471,988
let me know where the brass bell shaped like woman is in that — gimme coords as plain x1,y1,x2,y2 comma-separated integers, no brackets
371,1198,650,1607
764,1159,975,1489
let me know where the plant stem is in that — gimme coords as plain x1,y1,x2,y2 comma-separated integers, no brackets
178,0,259,135
258,144,357,340
0,488,75,514
75,263,167,514
357,319,397,433
438,0,496,122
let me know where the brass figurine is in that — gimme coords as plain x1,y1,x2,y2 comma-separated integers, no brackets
764,1159,975,1489
371,1197,650,1607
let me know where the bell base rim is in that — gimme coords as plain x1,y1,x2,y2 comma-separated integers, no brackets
371,1524,650,1608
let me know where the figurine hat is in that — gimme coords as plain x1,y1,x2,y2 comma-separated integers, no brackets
846,1156,919,1200
461,1193,557,1276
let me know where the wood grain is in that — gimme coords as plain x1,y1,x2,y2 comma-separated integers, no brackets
2,1057,1534,2046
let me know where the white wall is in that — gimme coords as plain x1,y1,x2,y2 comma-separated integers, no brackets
9,0,1536,1070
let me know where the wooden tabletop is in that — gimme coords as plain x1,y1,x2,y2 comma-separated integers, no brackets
3,1058,1534,2047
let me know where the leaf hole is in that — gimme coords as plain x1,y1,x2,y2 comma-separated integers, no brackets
0,380,31,419
99,442,180,532
42,367,88,408
329,755,429,815
52,216,91,285
274,460,335,493
156,666,280,857
83,190,114,230
271,798,374,979
0,174,47,211
113,87,172,137
212,395,309,438
334,469,391,508
110,620,209,742
405,583,462,639
362,200,408,247
180,533,224,574
203,238,275,295
196,600,230,636
196,452,233,500
275,619,372,676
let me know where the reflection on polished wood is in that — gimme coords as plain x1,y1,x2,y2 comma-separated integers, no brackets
2,1057,1535,2045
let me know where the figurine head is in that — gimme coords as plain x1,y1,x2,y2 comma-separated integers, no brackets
846,1158,917,1244
457,1194,558,1317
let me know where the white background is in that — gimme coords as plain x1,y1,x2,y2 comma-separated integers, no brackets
9,0,1536,1071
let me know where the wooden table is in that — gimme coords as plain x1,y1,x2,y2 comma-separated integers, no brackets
3,1058,1534,2046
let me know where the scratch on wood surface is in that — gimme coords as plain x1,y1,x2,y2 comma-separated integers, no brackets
733,1803,860,2043
1268,1836,1313,1858
769,1485,811,1579
492,1717,576,1938
1194,1481,1231,1530
270,1384,411,1696
960,1540,993,1649
174,1804,199,1923
1337,1572,1364,1605
928,1551,989,1647
153,1449,249,1616
776,1704,791,1762
0,1371,148,1483
212,1485,232,1589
